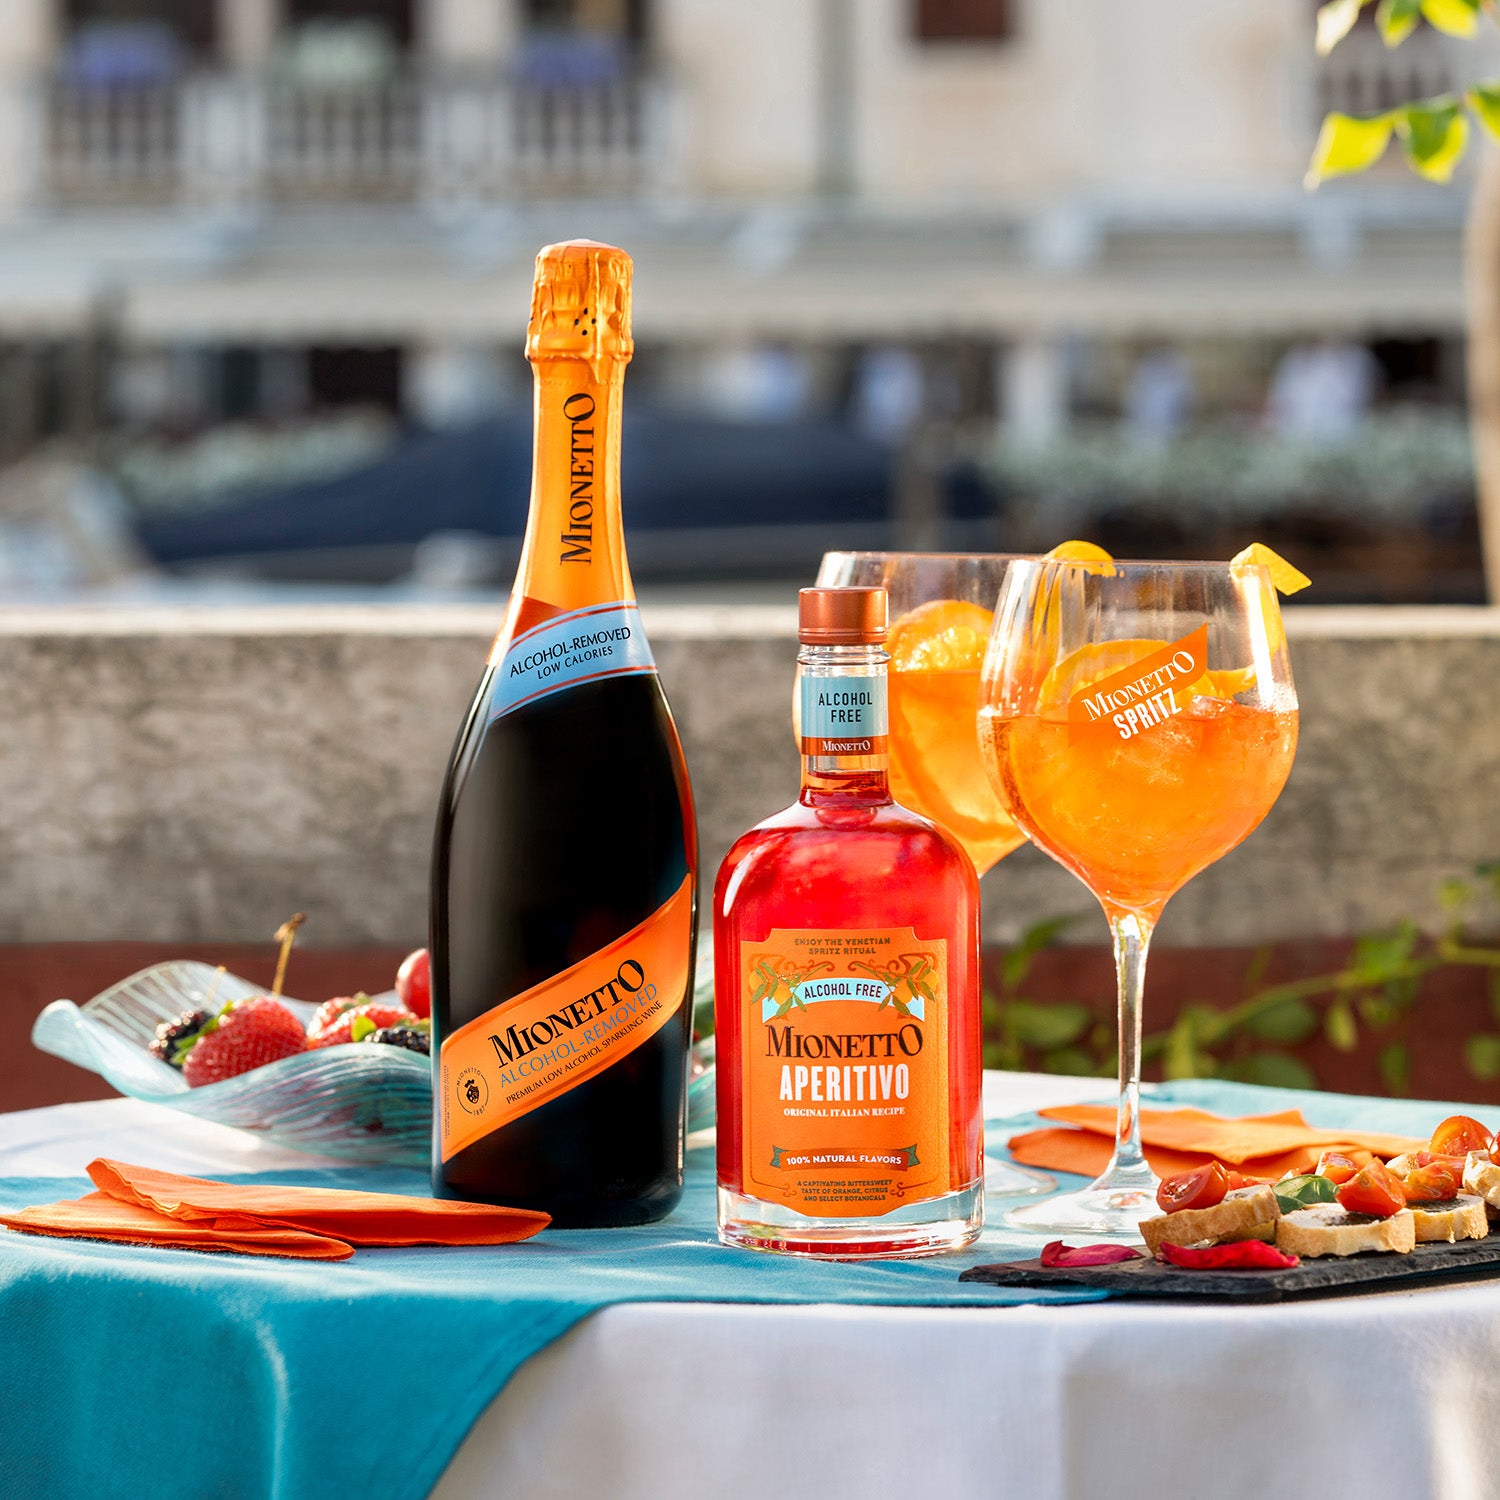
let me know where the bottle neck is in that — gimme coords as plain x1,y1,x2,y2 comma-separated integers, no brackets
505,359,632,638
797,643,891,806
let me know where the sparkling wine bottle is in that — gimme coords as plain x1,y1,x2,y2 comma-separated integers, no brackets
430,240,698,1227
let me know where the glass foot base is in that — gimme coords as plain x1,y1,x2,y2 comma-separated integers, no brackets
1004,1179,1159,1240
984,1156,1056,1198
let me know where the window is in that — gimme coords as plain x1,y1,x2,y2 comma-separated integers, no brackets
64,0,216,58
307,346,405,416
522,0,650,47
285,0,414,49
912,0,1014,43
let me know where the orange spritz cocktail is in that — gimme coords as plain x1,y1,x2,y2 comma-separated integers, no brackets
886,599,1026,875
979,550,1305,1237
985,690,1298,918
817,545,1111,877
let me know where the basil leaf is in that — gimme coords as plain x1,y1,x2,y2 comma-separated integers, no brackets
1274,1174,1338,1213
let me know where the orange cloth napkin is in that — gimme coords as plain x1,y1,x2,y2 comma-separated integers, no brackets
1007,1105,1427,1182
0,1192,353,1260
0,1160,551,1261
88,1159,551,1247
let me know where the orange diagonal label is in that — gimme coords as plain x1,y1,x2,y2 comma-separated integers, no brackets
439,876,694,1161
1068,625,1208,743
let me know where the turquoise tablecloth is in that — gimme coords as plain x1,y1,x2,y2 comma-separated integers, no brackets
0,1078,1477,1500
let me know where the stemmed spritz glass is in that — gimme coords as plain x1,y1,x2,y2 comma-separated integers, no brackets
978,557,1299,1236
816,551,1053,1198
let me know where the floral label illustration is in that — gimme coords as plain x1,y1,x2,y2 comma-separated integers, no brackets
1068,624,1209,743
739,927,951,1217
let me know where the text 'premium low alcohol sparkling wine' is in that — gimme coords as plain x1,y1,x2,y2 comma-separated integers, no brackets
430,240,698,1226
714,587,983,1257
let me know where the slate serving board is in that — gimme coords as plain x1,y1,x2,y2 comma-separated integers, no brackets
961,1232,1500,1302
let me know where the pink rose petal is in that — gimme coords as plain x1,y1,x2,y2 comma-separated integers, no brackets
1040,1239,1145,1268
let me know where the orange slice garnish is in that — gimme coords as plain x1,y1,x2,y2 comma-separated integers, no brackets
886,599,993,673
1008,543,1118,700
1045,539,1116,575
1038,637,1171,713
1229,544,1311,595
1228,543,1309,665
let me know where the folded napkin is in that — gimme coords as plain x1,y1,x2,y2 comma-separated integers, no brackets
88,1159,551,1247
1008,1104,1426,1181
0,1160,551,1261
0,1192,353,1260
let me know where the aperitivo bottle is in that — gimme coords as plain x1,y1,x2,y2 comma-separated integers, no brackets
430,240,698,1227
714,587,983,1257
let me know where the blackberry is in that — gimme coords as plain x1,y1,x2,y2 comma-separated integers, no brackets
367,1026,430,1056
149,1009,211,1068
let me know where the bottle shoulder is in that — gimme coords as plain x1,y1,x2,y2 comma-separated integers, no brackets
714,797,980,910
723,795,968,847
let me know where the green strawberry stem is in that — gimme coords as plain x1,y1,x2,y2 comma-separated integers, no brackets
201,965,227,1013
271,913,305,998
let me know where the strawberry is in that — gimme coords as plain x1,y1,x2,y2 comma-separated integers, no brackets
306,993,366,1044
179,998,308,1088
308,999,417,1049
394,949,431,1019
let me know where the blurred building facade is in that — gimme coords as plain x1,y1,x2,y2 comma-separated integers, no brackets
0,0,1484,585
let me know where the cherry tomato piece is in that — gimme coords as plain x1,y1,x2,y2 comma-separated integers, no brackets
395,948,431,1020
1429,1115,1494,1158
1336,1160,1407,1219
1156,1162,1232,1214
1315,1150,1370,1185
1402,1160,1462,1203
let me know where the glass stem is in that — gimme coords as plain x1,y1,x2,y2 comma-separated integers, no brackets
1101,908,1158,1192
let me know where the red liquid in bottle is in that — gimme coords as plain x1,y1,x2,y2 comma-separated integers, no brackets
713,590,983,1258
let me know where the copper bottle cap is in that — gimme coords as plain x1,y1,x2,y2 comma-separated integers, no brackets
798,587,888,645
527,239,634,373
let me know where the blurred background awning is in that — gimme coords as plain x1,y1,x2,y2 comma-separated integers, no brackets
112,207,1467,343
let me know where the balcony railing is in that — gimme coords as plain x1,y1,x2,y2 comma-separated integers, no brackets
41,67,673,204
1314,25,1456,121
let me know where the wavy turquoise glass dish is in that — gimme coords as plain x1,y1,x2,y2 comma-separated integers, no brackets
33,953,718,1166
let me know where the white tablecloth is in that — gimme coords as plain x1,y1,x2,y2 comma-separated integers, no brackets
5,1074,1499,1500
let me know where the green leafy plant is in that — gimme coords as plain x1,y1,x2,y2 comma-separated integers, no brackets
1306,0,1500,599
986,410,1474,528
984,864,1500,1095
1308,0,1492,185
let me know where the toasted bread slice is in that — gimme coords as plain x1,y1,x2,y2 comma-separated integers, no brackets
1385,1152,1423,1178
1408,1194,1488,1244
1139,1184,1280,1257
1275,1204,1415,1258
1462,1152,1500,1217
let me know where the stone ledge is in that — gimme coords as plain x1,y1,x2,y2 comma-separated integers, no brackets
0,602,801,639
1,600,1492,638
1,603,1496,948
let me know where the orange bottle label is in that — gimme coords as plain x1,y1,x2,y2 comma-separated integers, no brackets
439,875,693,1161
738,927,951,1217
